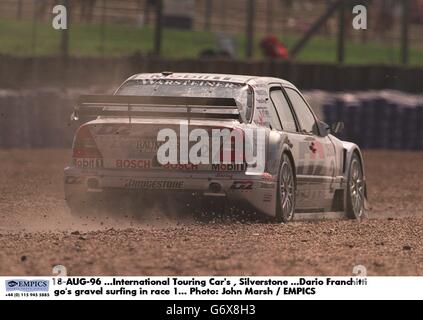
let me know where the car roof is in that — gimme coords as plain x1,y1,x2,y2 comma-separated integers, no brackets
128,72,296,88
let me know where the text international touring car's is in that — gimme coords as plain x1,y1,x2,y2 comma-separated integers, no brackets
64,72,368,222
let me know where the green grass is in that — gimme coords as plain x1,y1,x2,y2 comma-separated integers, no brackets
2,18,423,66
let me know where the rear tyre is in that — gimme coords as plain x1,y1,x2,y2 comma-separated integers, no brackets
346,153,366,220
276,153,296,223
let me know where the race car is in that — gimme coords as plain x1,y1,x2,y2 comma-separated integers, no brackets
64,72,368,222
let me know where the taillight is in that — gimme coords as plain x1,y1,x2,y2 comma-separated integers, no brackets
220,128,245,164
72,125,102,158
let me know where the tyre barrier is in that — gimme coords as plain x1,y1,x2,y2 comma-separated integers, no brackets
0,89,81,148
319,91,423,150
0,89,422,150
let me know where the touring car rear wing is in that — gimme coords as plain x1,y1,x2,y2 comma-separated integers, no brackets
72,95,241,121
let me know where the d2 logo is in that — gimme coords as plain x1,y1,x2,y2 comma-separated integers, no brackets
230,181,253,190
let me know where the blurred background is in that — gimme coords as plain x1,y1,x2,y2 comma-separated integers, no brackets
1,0,423,63
1,0,423,150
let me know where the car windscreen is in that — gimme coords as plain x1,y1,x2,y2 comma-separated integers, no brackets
116,79,252,122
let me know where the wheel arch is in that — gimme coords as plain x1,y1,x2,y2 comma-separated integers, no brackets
342,141,369,213
268,131,297,179
282,147,297,187
342,142,366,180
275,146,297,223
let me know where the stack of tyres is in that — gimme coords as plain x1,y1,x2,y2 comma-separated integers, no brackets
36,90,65,147
0,91,21,148
359,96,373,149
401,102,418,150
417,104,423,150
344,94,362,148
0,89,84,148
392,101,405,150
322,97,348,141
0,89,422,150
375,97,394,149
321,91,423,151
385,99,399,150
369,97,390,149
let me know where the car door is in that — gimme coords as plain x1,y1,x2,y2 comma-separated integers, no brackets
283,86,337,210
267,85,312,209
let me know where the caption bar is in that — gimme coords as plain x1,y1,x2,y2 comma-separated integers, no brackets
2,276,421,300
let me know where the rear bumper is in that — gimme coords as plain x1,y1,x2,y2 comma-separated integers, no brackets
64,166,277,216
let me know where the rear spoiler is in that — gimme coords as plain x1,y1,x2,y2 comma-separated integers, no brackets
72,95,241,121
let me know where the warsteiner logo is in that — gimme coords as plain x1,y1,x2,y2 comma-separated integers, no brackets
6,279,49,292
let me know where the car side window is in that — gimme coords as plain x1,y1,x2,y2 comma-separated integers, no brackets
265,99,282,131
270,88,297,132
285,88,319,135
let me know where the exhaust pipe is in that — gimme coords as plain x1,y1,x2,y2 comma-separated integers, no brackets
86,177,102,192
203,182,225,197
209,182,222,193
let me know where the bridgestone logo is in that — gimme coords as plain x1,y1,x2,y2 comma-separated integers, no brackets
124,179,184,190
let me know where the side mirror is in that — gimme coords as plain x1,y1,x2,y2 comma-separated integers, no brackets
70,111,79,121
331,122,344,134
317,121,330,137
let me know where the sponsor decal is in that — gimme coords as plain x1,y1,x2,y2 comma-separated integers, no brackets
299,141,325,160
124,179,184,190
96,124,130,136
255,89,267,96
156,122,266,174
5,279,49,292
135,79,243,88
136,139,161,153
212,163,246,172
263,193,273,203
116,159,152,169
162,163,198,170
73,158,103,169
261,172,274,181
256,98,268,104
257,111,264,125
214,172,233,179
259,182,275,189
230,181,254,190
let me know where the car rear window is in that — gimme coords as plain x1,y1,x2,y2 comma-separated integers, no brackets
117,79,253,122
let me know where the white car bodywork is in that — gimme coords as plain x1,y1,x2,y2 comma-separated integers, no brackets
64,73,367,220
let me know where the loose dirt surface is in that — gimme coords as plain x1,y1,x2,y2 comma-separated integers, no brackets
0,149,422,275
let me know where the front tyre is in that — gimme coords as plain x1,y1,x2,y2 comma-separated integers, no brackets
276,153,296,223
346,153,366,220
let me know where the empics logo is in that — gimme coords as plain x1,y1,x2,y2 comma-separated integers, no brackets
6,279,49,292
6,280,18,288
